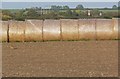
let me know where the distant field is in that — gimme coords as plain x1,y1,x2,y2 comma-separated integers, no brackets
99,10,118,13
4,9,24,13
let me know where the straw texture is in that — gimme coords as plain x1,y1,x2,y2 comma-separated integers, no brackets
112,18,118,39
9,21,25,42
0,21,8,42
61,19,79,40
96,19,114,40
78,19,96,40
43,20,60,41
25,20,43,41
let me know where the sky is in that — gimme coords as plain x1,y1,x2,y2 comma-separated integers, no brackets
1,2,119,9
1,0,120,2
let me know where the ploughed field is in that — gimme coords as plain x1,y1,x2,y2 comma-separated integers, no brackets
2,41,118,77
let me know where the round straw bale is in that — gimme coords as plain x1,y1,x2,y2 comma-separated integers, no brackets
61,19,79,41
9,21,25,42
78,19,96,40
112,18,119,39
43,20,60,40
25,20,43,42
96,19,114,40
43,20,60,41
0,21,1,42
0,21,8,42
118,18,120,39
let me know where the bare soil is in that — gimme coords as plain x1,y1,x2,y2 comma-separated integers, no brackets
2,41,118,77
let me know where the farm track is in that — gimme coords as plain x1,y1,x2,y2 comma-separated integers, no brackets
2,41,118,77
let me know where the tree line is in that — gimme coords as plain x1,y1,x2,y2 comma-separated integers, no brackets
2,4,119,21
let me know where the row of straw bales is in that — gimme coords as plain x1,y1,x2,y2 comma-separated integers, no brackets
0,18,119,42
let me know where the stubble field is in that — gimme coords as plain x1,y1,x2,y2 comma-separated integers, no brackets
2,40,118,77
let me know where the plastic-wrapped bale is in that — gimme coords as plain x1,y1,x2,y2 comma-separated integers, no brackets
96,19,114,40
0,21,8,42
78,19,96,40
25,20,43,42
9,21,25,42
112,18,119,39
43,20,60,41
61,19,79,41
